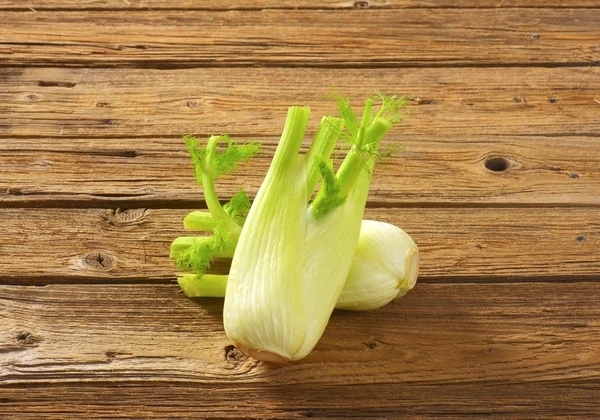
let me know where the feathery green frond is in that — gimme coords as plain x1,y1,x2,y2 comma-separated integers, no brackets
212,135,261,178
327,91,407,161
373,90,408,124
175,226,232,275
175,236,216,274
311,90,408,219
329,90,358,142
183,135,207,185
183,134,261,180
182,133,259,234
374,141,405,165
223,189,251,225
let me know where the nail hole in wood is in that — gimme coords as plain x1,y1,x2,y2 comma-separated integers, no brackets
26,94,38,101
355,1,370,8
485,157,511,172
7,188,24,196
364,340,377,349
577,236,586,242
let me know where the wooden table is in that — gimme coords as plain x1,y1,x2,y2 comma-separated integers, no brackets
1,1,599,418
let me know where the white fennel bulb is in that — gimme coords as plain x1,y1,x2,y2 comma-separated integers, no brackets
336,220,418,311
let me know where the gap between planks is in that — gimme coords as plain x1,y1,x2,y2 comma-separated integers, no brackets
3,276,600,287
2,202,600,210
0,62,599,70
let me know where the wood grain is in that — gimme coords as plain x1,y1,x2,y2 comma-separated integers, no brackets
1,282,599,418
3,66,600,138
2,3,600,418
1,135,598,207
2,0,599,10
1,9,599,67
2,383,599,419
0,207,597,283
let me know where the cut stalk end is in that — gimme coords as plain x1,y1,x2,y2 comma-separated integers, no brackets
178,273,228,297
405,247,419,290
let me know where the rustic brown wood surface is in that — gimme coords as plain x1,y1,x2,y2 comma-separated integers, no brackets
2,1,600,10
1,1,599,418
1,9,599,67
1,282,600,418
0,207,598,283
2,134,599,207
3,67,600,138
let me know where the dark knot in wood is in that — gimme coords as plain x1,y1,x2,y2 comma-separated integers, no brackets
225,345,247,364
15,331,42,346
82,252,115,270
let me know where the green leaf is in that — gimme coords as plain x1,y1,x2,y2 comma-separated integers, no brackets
212,135,261,178
175,236,215,274
183,135,207,185
175,226,232,275
329,90,358,144
224,189,251,226
373,90,408,124
183,134,261,180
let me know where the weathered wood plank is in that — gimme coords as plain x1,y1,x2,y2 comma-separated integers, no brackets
0,207,597,282
1,282,599,418
2,0,599,10
0,9,598,67
0,135,597,207
2,67,599,138
1,383,599,419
